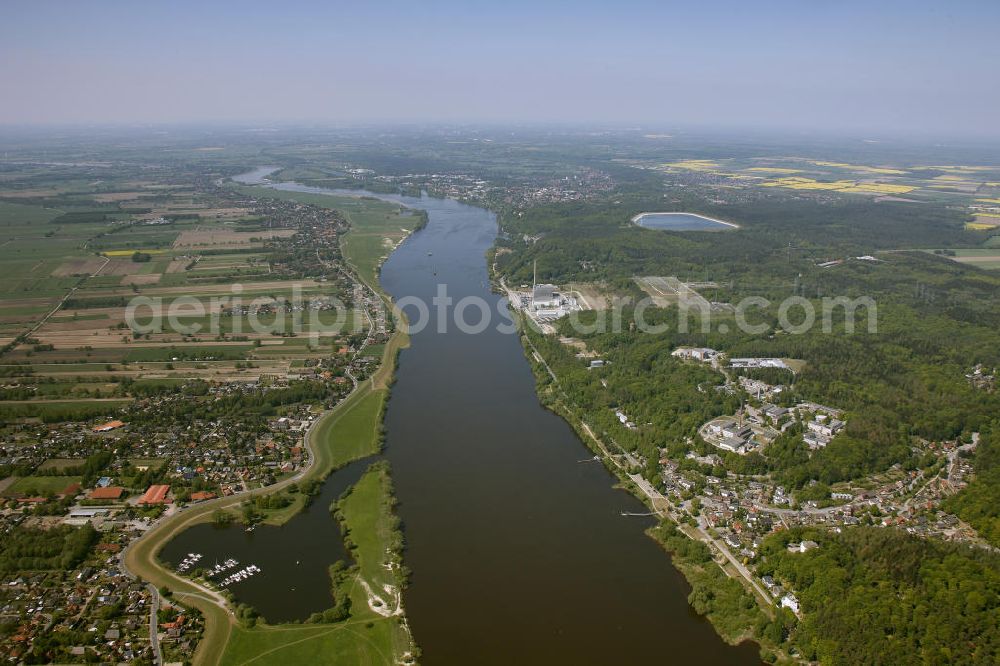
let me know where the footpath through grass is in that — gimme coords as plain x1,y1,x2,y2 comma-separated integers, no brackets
220,617,401,666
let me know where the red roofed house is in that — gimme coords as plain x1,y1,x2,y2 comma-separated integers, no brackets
138,484,170,505
88,486,125,501
92,420,125,433
163,615,185,638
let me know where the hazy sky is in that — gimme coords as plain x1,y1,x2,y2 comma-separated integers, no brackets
3,1,999,137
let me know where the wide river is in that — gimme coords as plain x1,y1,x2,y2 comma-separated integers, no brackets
165,168,759,664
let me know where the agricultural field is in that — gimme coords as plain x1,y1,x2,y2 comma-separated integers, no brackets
173,227,296,250
0,164,390,432
1,475,83,497
636,153,1000,258
646,155,1000,207
36,457,85,472
930,248,1000,270
0,147,424,662
230,185,421,290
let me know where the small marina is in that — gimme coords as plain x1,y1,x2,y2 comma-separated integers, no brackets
159,456,372,623
175,552,202,573
217,564,262,588
172,553,262,588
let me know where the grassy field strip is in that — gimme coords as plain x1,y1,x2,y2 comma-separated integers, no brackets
221,617,393,666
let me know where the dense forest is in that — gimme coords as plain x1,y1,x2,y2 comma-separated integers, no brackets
527,293,1000,489
0,524,98,573
502,182,1000,491
945,423,1000,547
757,526,1000,664
496,193,981,289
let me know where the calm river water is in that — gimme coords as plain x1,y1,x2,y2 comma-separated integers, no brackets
163,168,760,664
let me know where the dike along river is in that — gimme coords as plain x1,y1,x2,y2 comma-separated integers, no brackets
163,168,760,664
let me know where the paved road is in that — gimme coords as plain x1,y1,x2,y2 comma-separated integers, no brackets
627,474,773,608
694,515,773,605
149,584,162,665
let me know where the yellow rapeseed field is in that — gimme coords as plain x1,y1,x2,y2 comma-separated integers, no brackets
661,160,720,171
759,177,914,194
840,183,916,194
814,161,907,175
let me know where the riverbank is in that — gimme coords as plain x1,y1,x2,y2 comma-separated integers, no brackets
123,179,422,665
195,181,761,664
508,295,780,661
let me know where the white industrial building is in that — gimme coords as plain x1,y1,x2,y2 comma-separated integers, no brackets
671,347,719,363
531,283,562,310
